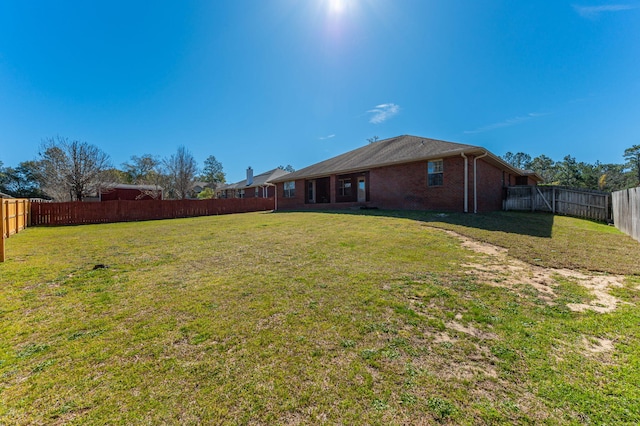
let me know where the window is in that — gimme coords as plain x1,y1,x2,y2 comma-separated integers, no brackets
255,187,260,197
307,180,315,203
284,181,296,198
428,160,444,186
338,178,352,197
237,189,245,198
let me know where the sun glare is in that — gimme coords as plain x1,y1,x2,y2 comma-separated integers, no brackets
327,0,348,14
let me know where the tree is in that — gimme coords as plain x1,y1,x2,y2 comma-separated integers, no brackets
122,154,161,184
278,165,295,172
624,144,640,186
596,163,629,192
555,155,585,188
529,155,557,184
197,187,215,200
577,161,599,190
367,136,380,144
200,155,225,188
502,152,532,170
163,146,198,199
37,136,112,201
1,161,48,198
0,161,6,193
121,154,165,199
103,168,129,185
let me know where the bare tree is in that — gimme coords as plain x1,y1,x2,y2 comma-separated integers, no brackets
37,136,112,201
278,164,295,173
367,135,380,144
163,146,198,199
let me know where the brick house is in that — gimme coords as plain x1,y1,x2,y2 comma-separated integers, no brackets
216,168,290,199
270,135,540,213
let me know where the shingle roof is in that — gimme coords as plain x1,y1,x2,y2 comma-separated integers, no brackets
271,135,488,182
220,168,290,190
271,134,541,183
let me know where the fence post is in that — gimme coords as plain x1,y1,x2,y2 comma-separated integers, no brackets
14,200,19,233
1,199,6,262
531,186,535,212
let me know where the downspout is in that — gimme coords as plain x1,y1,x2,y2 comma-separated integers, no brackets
473,151,488,213
460,152,468,213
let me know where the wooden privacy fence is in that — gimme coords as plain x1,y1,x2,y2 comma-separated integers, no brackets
30,197,275,226
504,186,611,222
1,198,31,262
612,187,640,242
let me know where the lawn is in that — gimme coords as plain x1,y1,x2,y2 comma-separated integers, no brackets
1,211,639,424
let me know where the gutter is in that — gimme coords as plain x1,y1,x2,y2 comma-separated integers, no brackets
473,151,488,214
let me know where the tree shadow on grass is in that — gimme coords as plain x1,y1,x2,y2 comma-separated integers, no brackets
274,209,555,238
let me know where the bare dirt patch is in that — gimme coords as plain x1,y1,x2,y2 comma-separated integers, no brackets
582,336,614,354
439,230,627,313
446,321,498,340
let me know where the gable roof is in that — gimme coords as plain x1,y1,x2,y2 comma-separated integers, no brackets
219,168,290,190
272,135,540,182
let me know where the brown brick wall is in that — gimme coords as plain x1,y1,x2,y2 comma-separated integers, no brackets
475,159,505,212
369,158,467,211
276,156,515,212
277,179,306,210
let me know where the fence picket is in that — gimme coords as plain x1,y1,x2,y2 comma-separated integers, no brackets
1,198,31,262
29,198,275,226
505,186,610,222
612,188,640,242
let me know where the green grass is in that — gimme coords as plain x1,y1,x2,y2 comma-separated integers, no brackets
1,211,639,424
347,210,640,275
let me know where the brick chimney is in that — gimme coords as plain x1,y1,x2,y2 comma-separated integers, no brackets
246,167,254,186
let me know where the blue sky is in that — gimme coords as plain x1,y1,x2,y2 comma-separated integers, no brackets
1,0,638,183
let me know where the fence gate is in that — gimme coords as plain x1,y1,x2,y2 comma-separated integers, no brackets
504,186,611,222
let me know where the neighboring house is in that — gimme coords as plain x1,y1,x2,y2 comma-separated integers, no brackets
270,135,541,213
192,181,209,195
0,192,14,198
216,167,290,199
100,184,163,201
190,181,214,198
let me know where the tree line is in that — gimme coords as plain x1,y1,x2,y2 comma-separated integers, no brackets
502,146,640,192
2,136,638,200
0,136,227,201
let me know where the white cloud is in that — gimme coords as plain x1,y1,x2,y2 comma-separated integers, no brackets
367,103,400,124
573,4,637,18
319,134,336,140
464,112,548,134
